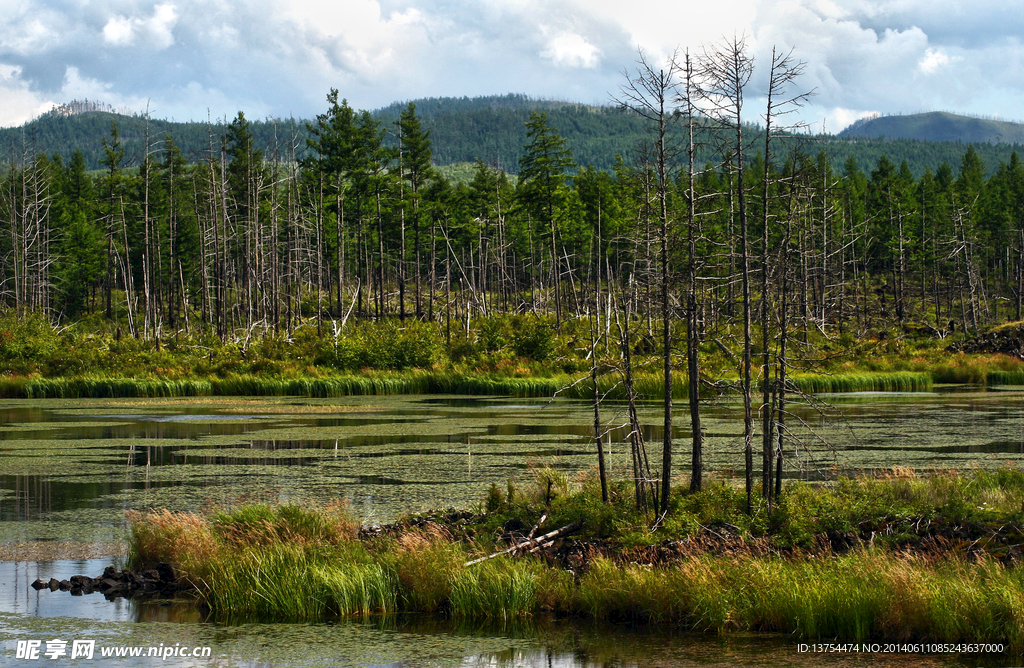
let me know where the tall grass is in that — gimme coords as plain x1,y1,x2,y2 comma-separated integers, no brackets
1,377,214,398
199,545,397,619
790,371,932,393
575,553,1024,647
0,369,941,399
986,369,1024,386
127,489,1024,650
449,557,538,620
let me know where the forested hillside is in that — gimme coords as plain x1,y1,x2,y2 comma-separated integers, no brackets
841,111,1024,144
5,95,1024,178
0,108,307,171
4,86,1024,336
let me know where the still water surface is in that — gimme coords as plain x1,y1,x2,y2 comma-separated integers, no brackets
0,391,1022,666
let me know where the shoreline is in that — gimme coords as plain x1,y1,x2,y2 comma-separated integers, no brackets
0,370,937,400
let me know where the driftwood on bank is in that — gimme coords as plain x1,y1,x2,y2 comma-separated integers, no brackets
465,520,581,566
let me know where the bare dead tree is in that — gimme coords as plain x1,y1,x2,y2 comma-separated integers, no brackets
758,46,813,506
617,48,681,515
674,49,707,493
700,34,756,512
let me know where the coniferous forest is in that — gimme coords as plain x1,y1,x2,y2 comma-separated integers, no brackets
8,75,1024,339
5,42,1024,506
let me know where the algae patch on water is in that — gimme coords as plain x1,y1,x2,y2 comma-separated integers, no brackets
0,540,126,561
3,393,1024,545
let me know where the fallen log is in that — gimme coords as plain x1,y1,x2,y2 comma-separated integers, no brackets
465,521,581,566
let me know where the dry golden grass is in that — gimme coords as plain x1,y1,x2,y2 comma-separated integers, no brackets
885,465,917,479
127,509,219,570
395,521,453,551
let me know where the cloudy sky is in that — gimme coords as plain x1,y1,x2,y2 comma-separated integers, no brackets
0,0,1020,133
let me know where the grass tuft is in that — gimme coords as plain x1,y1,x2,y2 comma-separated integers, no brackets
449,557,538,620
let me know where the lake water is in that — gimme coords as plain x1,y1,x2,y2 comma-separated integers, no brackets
0,391,1021,666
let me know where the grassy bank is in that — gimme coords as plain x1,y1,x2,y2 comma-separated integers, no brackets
0,370,938,399
5,309,1024,398
129,469,1024,648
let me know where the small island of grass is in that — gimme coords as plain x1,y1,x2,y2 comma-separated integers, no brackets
128,467,1024,650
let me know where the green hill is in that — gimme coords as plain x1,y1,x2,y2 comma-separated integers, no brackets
0,95,682,173
3,98,1024,179
0,109,306,170
839,111,1024,144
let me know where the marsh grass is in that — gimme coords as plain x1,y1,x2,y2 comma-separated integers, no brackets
575,552,1024,646
3,377,214,398
127,470,1024,647
200,545,398,619
986,369,1024,386
449,557,539,620
6,309,1024,400
393,538,464,612
789,372,932,393
209,502,358,547
2,369,938,399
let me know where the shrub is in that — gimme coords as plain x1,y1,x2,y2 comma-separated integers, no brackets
0,310,59,373
511,317,556,361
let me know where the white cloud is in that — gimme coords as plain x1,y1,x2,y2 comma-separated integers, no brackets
918,47,952,73
148,4,179,49
541,32,600,68
807,106,880,134
60,65,114,100
102,16,135,46
569,0,757,63
4,16,58,56
744,0,1024,129
0,62,53,127
102,4,178,48
0,0,1023,132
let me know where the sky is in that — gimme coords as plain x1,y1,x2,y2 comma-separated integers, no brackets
0,0,1021,133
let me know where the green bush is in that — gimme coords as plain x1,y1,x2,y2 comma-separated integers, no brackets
320,320,444,370
0,310,59,373
511,316,556,361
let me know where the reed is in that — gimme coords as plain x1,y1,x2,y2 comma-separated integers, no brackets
198,544,397,619
789,371,932,393
0,369,940,400
393,539,464,613
13,377,213,398
986,369,1024,386
575,552,1024,647
449,557,538,620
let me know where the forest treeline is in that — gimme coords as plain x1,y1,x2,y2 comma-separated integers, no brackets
6,93,1024,177
4,40,1024,511
5,98,1022,335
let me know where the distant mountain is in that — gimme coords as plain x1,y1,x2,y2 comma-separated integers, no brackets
0,106,306,171
373,93,596,118
373,95,655,172
839,111,1024,144
0,95,646,173
3,97,1024,179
